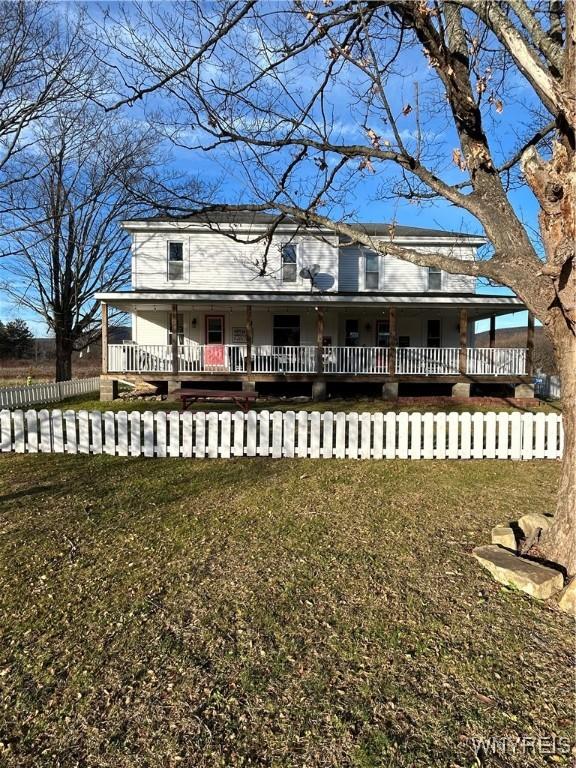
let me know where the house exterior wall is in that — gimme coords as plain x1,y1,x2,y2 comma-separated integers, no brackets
129,224,476,295
131,308,466,348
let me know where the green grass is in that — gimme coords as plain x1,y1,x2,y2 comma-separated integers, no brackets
0,454,572,767
51,393,560,415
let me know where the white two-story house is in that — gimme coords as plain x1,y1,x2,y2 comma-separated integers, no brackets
96,212,533,400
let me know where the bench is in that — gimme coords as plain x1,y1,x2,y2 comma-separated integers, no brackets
172,388,258,413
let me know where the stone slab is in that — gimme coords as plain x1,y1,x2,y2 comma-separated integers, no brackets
491,525,517,551
473,545,564,600
517,513,552,539
558,579,576,616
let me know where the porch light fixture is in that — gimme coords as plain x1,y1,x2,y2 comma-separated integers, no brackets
191,317,197,327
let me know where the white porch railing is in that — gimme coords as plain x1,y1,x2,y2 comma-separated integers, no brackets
395,347,460,375
323,346,389,374
467,347,527,376
252,345,316,373
108,344,528,377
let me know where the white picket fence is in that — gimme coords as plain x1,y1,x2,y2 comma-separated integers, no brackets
0,377,100,408
0,408,563,460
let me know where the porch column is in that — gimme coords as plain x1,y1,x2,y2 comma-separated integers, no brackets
526,311,535,375
245,304,253,375
459,309,468,375
388,307,397,376
101,301,108,374
316,306,324,374
489,316,496,348
170,303,179,375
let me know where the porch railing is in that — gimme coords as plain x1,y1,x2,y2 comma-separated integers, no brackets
395,347,460,375
323,346,389,374
467,347,527,376
107,344,527,377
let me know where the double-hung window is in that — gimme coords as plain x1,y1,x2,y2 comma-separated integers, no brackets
281,243,297,283
168,242,184,281
428,266,441,291
365,254,379,289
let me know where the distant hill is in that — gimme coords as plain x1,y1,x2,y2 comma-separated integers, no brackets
474,325,556,374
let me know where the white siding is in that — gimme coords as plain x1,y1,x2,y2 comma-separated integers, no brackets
133,230,339,293
337,246,476,294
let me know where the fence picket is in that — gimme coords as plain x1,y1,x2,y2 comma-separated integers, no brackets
78,411,90,454
546,414,558,460
38,409,51,452
484,412,496,459
322,412,334,458
521,412,534,460
117,412,129,456
447,412,459,459
534,412,546,459
207,412,219,458
130,411,142,456
409,413,422,460
397,412,409,459
360,413,371,460
246,411,257,457
296,411,308,458
310,412,321,458
460,413,472,459
143,412,154,457
155,412,167,458
435,413,446,459
271,412,283,457
1,410,11,451
220,412,231,459
385,412,396,459
233,412,244,457
284,411,295,459
372,413,383,460
52,410,64,453
194,413,207,458
510,412,522,460
13,410,25,453
258,411,270,457
104,412,116,456
181,412,193,458
472,412,484,459
335,412,346,459
346,412,358,459
25,410,38,453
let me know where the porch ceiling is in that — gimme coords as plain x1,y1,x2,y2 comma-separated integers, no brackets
96,290,524,319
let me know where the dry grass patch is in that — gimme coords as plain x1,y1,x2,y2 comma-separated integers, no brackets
0,455,572,767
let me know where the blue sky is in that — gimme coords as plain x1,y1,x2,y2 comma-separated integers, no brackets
0,2,540,337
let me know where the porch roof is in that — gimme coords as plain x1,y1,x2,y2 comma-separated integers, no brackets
96,290,524,320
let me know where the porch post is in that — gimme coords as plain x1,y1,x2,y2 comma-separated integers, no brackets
489,316,496,348
316,306,324,374
459,308,468,375
245,304,253,375
526,311,535,375
101,301,108,374
170,303,179,375
388,307,397,376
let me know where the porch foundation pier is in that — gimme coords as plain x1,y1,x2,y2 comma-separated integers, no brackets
459,309,468,375
170,304,179,376
242,380,256,393
489,316,496,348
382,381,399,400
526,311,535,375
312,380,327,401
515,382,535,398
101,301,109,375
452,382,471,398
167,379,181,400
100,376,118,401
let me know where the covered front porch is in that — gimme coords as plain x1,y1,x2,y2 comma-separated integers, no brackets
97,291,533,397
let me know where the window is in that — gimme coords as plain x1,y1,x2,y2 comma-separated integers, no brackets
281,243,297,282
206,316,224,344
273,315,300,346
428,266,441,291
398,335,410,348
168,242,184,281
345,319,359,347
427,319,441,348
365,254,379,289
168,313,184,346
376,319,389,347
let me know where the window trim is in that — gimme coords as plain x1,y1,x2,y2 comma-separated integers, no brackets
364,252,379,290
167,240,186,282
427,266,442,291
280,242,298,284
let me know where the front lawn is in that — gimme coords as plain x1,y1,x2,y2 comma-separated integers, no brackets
0,455,572,767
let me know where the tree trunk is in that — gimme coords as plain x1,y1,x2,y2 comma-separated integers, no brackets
55,331,73,382
540,324,576,576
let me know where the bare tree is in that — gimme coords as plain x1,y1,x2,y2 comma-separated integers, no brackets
1,105,170,381
103,1,576,575
0,0,97,217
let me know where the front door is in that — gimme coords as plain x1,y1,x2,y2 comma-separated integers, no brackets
205,315,225,345
376,320,389,347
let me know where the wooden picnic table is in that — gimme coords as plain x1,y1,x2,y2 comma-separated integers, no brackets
172,388,258,413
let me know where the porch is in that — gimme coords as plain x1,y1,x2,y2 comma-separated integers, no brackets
106,343,529,377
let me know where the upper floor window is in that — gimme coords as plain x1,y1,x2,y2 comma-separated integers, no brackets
281,243,297,283
428,266,441,291
168,242,184,281
365,254,379,289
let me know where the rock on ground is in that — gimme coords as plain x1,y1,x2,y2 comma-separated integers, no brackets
491,525,517,551
517,513,553,539
558,579,576,616
473,545,564,600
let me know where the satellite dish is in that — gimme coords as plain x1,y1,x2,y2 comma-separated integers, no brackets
299,264,320,279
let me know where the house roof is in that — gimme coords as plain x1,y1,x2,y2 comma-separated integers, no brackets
122,211,485,242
